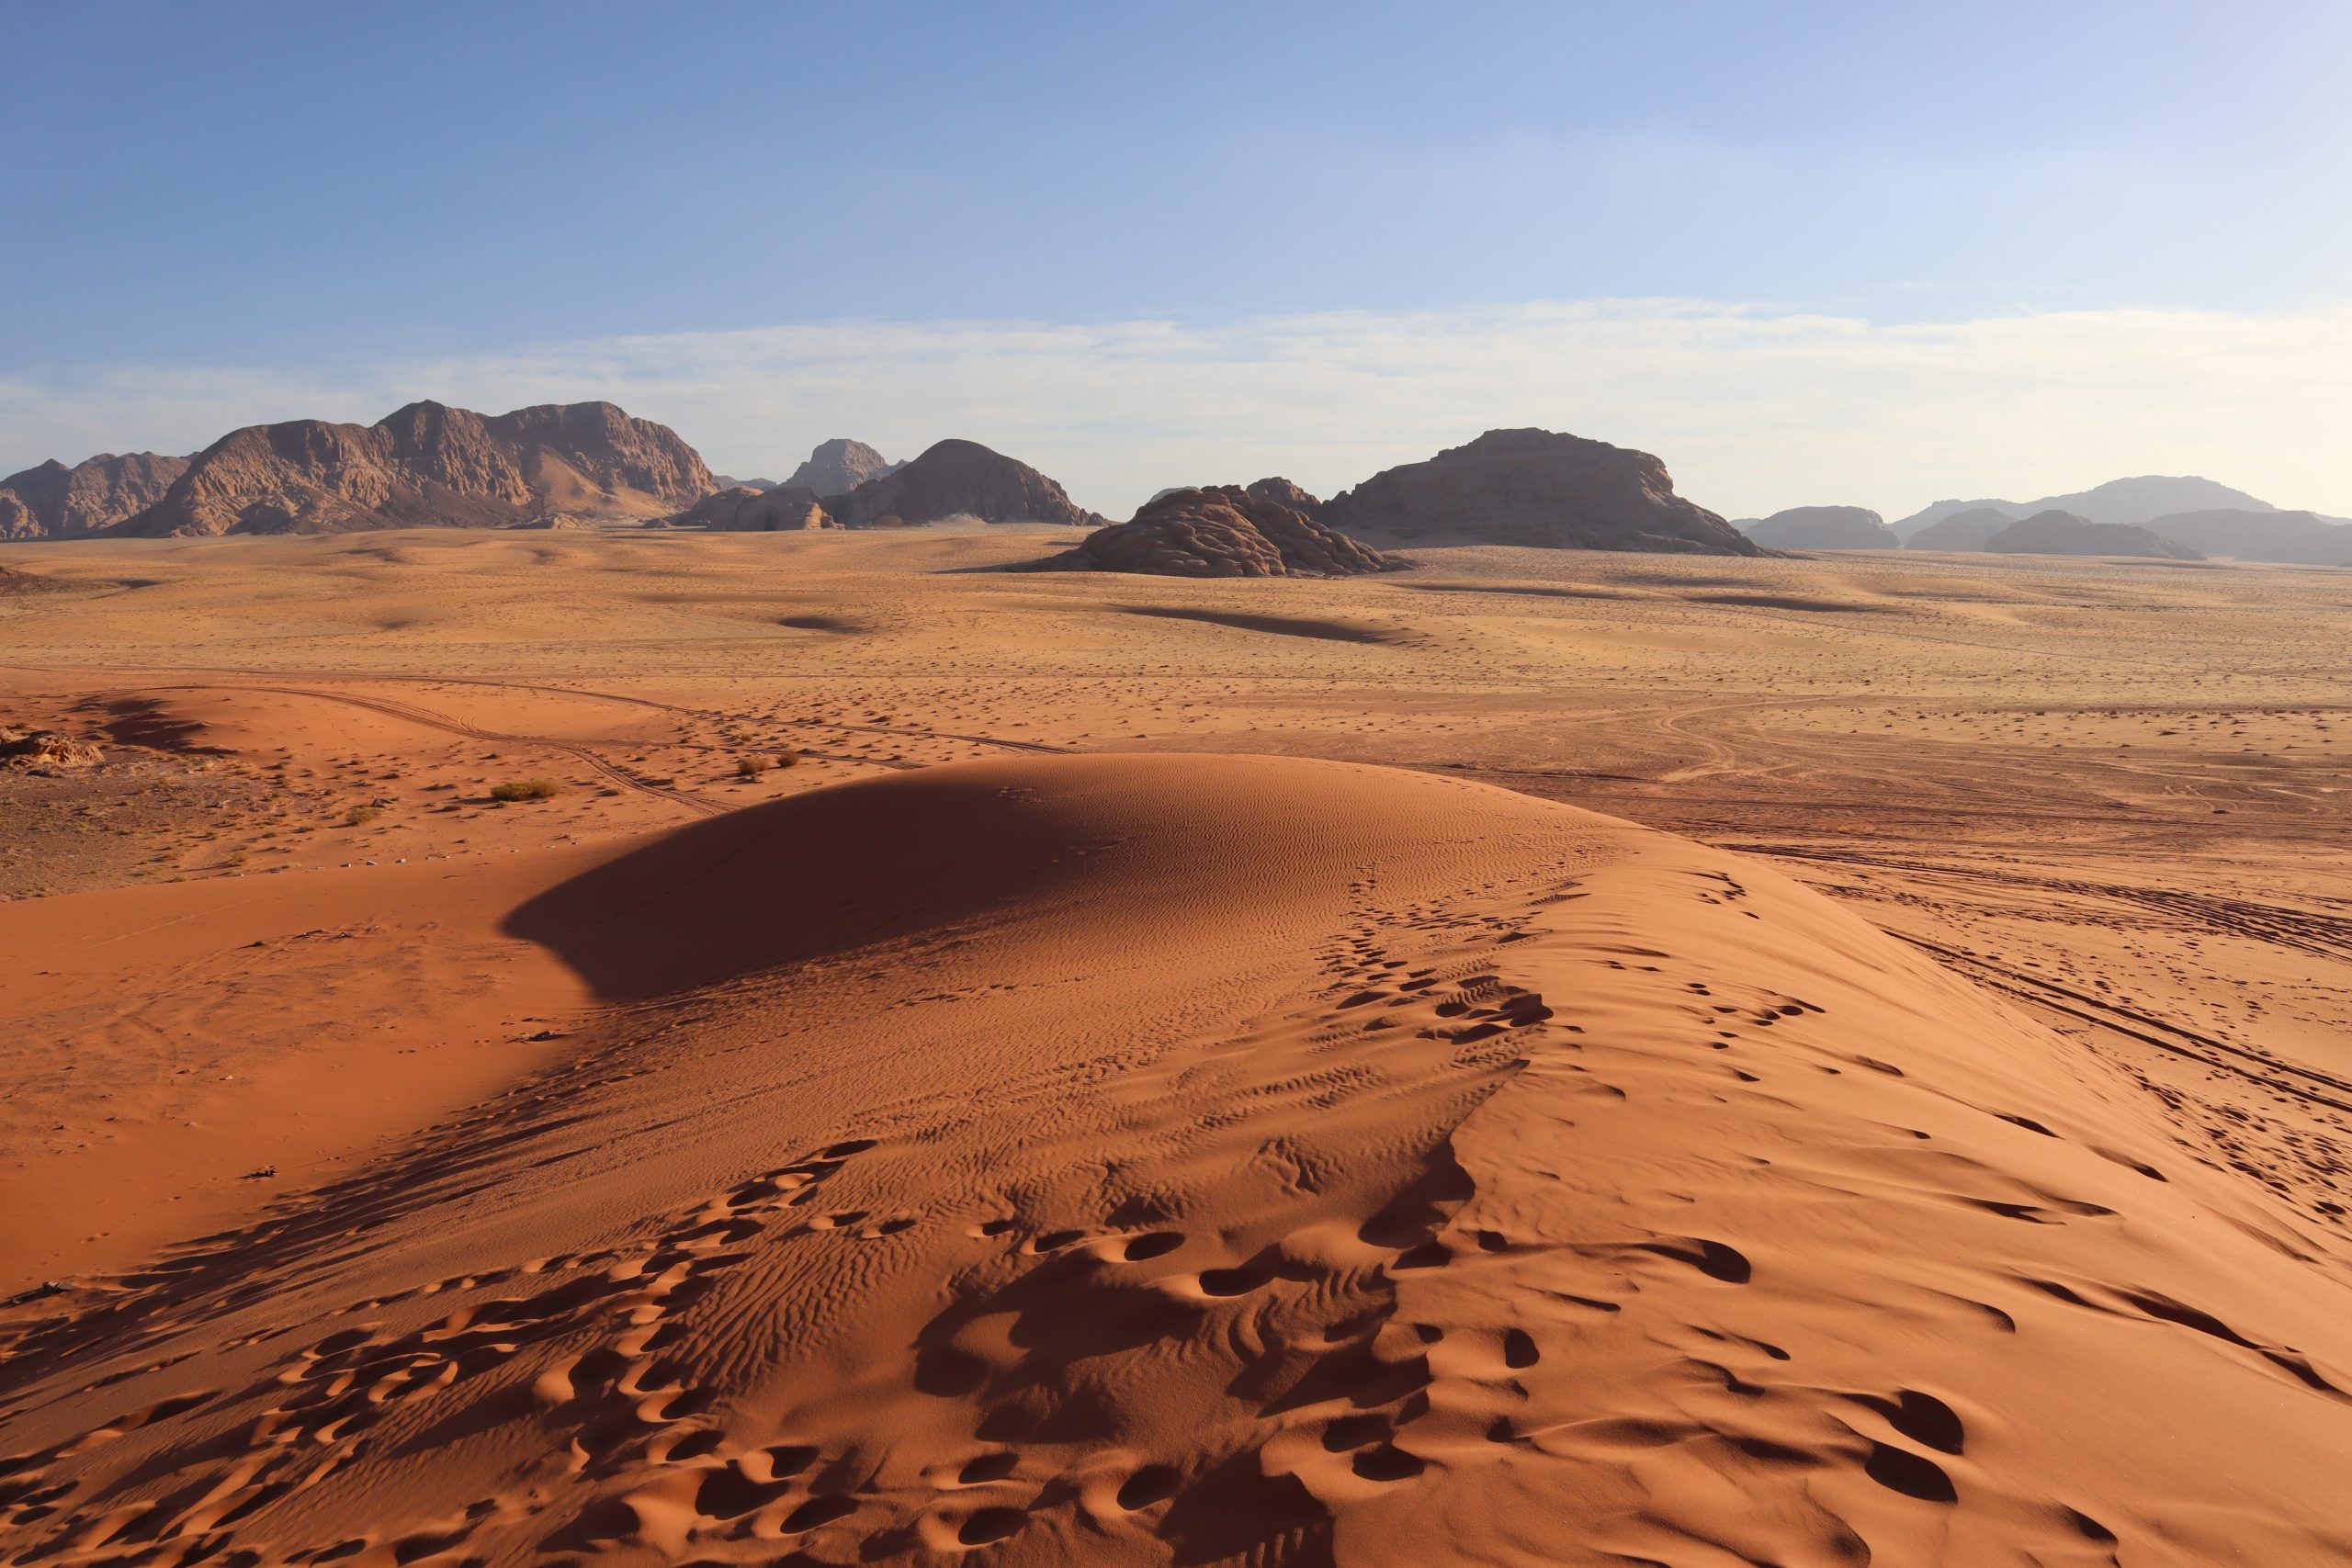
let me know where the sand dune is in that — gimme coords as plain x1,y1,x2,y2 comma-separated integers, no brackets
6,754,2347,1565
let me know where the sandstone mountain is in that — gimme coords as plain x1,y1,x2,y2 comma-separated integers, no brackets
1893,476,2273,540
662,485,837,532
823,439,1102,528
1043,481,1402,578
0,452,191,540
708,475,780,492
1905,506,2016,552
1738,505,1897,550
1983,509,2203,560
786,438,901,496
117,401,711,537
2143,508,2352,565
1320,429,1758,555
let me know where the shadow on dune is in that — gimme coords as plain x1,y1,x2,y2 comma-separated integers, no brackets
503,770,1101,1002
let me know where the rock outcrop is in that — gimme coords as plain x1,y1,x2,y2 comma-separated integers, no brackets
1905,506,2015,552
786,439,900,497
1042,483,1403,578
2143,509,2352,565
0,453,191,540
823,439,1102,528
1740,505,1898,550
662,485,836,532
1242,476,1325,515
1319,429,1758,555
0,728,103,769
118,401,711,536
1982,510,2203,559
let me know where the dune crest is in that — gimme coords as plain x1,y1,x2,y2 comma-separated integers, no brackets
2,755,2346,1566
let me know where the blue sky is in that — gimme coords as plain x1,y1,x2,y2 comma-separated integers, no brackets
6,2,2349,515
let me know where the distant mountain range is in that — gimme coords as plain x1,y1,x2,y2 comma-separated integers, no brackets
1888,476,2274,538
0,402,710,538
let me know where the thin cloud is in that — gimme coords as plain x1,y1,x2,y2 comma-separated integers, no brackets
6,300,2348,520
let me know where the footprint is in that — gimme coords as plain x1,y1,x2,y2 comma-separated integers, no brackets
1863,1442,1956,1503
1115,1465,1181,1510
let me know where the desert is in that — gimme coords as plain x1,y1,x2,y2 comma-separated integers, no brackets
4,516,2350,1565
9,6,2352,1564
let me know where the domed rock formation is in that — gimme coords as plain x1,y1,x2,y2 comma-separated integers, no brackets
1242,475,1325,515
823,439,1102,528
1984,510,2202,559
1042,483,1403,578
785,438,901,496
0,452,192,540
1740,505,1897,550
1905,506,2016,552
117,401,711,536
1320,429,1758,555
663,485,837,532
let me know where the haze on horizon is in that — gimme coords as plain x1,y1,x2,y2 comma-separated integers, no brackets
5,0,2349,519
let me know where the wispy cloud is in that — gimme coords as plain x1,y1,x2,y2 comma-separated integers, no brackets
7,299,2349,519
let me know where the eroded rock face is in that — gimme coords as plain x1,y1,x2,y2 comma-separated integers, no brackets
1905,506,2015,551
785,439,900,496
0,453,192,540
662,486,837,532
824,439,1102,528
1741,505,1897,550
1983,510,2203,560
118,402,712,536
1043,483,1403,578
1320,429,1758,555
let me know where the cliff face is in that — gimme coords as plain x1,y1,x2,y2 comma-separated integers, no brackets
0,453,192,539
823,440,1102,528
1321,429,1758,555
1044,482,1403,578
119,401,711,536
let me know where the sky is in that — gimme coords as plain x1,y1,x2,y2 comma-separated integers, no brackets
5,0,2349,519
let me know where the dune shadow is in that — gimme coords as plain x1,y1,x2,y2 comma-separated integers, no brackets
1116,605,1404,644
502,771,1097,1001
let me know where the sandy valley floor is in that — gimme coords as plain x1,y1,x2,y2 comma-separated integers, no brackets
3,528,2349,1566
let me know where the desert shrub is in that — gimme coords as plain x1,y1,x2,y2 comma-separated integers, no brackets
776,747,799,768
491,777,564,803
736,754,770,780
345,804,380,826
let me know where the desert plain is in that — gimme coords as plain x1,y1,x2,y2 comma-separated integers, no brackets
3,527,2349,1566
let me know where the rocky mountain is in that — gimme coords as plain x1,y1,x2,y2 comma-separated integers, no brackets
2143,508,2352,565
0,452,191,540
786,439,901,497
823,439,1102,528
662,485,836,532
709,475,780,492
1319,429,1758,555
1739,505,1897,550
1982,510,2202,560
1905,506,2016,552
1892,476,2273,540
117,401,711,536
1043,481,1401,578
